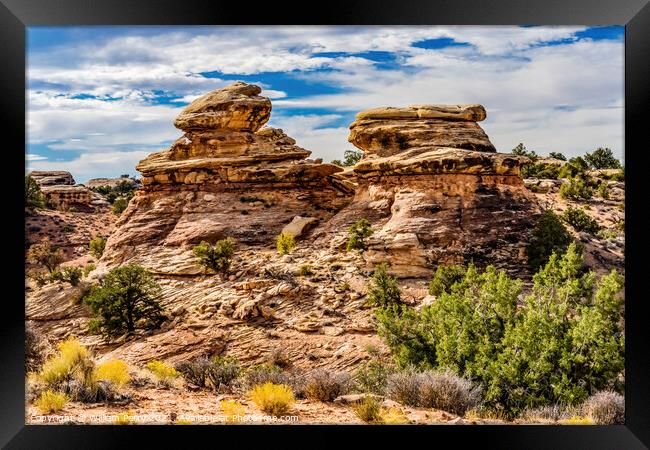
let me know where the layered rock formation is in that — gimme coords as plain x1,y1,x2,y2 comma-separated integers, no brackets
29,170,91,208
101,82,352,273
322,105,540,278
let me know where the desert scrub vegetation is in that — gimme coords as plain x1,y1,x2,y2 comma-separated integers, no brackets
221,399,246,423
84,264,165,338
375,243,624,419
34,389,68,414
112,197,129,215
384,368,481,415
31,337,127,404
331,149,363,167
146,360,180,387
94,359,131,388
526,210,573,270
25,175,46,211
561,207,600,234
597,182,610,199
352,396,384,423
346,218,373,252
89,236,107,259
242,364,304,397
90,180,138,204
248,382,295,415
560,177,593,201
304,370,352,402
82,263,96,278
583,391,624,425
50,266,82,287
27,238,63,273
296,264,314,277
354,359,392,395
175,356,241,391
366,263,401,307
428,264,467,296
193,237,236,274
276,232,296,256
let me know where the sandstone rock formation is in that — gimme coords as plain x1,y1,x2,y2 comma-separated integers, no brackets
29,170,75,186
29,170,92,208
100,82,352,273
86,177,141,190
321,104,540,278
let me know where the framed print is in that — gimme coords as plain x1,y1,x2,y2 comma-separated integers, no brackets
3,0,650,447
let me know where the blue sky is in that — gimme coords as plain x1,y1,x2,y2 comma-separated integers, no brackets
26,25,624,183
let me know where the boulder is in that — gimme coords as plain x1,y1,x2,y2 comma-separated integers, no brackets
349,104,495,157
281,216,319,238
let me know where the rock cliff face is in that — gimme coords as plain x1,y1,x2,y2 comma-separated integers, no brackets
101,82,352,273
29,170,92,208
321,105,539,278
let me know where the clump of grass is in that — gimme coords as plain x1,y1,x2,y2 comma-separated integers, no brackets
34,389,68,414
221,399,246,423
94,359,131,388
82,263,96,278
146,360,180,387
381,407,410,424
276,232,296,256
304,370,352,402
583,391,624,425
248,382,295,415
352,396,383,423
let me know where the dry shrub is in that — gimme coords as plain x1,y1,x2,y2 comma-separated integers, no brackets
583,391,624,425
386,368,482,415
418,369,482,416
304,369,352,402
352,396,383,423
221,399,246,423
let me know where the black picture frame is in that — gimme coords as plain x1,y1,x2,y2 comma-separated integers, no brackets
3,0,649,448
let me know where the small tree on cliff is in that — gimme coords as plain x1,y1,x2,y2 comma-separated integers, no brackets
84,264,165,338
27,238,63,273
193,238,236,275
25,175,45,210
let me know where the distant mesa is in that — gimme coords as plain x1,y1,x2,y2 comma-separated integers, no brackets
86,176,141,190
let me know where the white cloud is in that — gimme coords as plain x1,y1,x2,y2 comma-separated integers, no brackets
27,26,624,181
26,154,47,161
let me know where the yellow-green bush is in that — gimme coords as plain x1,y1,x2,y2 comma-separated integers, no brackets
94,359,131,388
248,382,295,415
38,337,90,387
276,232,296,256
352,396,383,423
221,399,246,423
34,389,68,414
381,406,409,424
146,360,180,386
